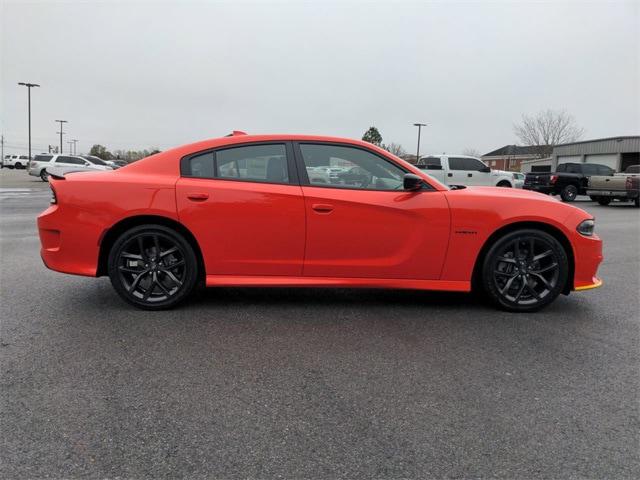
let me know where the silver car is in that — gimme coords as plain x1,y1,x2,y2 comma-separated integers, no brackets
29,154,113,182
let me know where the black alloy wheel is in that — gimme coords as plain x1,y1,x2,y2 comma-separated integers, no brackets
482,229,568,312
108,225,198,309
561,184,578,202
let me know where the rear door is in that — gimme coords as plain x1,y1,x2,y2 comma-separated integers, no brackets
295,142,450,279
448,157,491,186
176,142,306,276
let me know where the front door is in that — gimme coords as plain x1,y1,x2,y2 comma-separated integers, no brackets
176,143,305,276
295,142,450,279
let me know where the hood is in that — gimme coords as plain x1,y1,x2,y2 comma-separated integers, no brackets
448,185,560,202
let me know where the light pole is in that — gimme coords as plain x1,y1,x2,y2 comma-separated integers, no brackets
55,120,67,153
413,123,427,163
18,82,40,160
72,139,79,155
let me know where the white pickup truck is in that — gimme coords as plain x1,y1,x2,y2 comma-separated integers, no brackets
416,155,519,188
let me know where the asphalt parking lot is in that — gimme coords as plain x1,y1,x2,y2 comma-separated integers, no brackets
1,168,638,479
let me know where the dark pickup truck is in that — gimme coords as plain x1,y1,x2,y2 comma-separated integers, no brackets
523,162,614,202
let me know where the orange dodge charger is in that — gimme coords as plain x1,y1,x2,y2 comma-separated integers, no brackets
38,133,603,311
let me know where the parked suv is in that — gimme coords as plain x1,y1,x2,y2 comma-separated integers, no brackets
29,154,113,181
2,154,30,169
524,162,614,202
416,155,518,188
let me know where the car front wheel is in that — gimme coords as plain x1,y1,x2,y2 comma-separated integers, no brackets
482,229,568,312
107,225,199,310
40,170,49,182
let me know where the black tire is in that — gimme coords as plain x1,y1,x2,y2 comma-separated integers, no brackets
107,224,199,310
560,184,578,202
40,169,49,182
589,195,598,201
15,162,22,169
635,197,639,208
597,197,612,206
481,229,569,312
497,181,512,188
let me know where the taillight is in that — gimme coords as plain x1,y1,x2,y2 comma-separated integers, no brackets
50,184,57,204
550,175,558,184
627,176,639,190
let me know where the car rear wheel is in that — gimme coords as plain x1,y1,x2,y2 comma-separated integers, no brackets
560,184,578,202
108,225,198,310
596,197,612,206
482,229,568,312
497,180,512,188
40,170,49,182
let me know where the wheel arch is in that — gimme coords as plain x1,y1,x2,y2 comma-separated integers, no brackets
496,180,512,187
471,221,575,295
96,215,205,281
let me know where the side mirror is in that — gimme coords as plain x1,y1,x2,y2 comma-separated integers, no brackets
479,166,490,172
403,173,424,191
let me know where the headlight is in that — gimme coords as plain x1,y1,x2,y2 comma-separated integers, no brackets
577,219,595,236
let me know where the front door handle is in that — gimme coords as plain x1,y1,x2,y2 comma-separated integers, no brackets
447,173,453,177
187,193,209,201
468,173,473,177
312,203,334,214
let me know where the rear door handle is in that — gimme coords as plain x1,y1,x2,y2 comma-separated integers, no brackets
187,193,209,201
312,203,334,213
467,173,473,177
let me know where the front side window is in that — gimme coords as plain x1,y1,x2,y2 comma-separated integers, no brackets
186,144,289,183
421,156,442,169
299,144,406,190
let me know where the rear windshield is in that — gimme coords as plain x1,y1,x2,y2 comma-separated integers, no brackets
82,155,107,166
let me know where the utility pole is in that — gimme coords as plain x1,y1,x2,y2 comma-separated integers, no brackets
55,119,67,154
72,139,79,155
18,82,40,160
413,123,427,163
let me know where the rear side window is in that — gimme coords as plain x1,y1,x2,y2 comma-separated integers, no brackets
186,144,289,184
449,157,485,171
34,155,52,162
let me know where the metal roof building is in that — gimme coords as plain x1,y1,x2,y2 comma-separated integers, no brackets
552,136,639,172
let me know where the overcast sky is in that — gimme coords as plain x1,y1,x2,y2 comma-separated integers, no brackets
1,0,638,156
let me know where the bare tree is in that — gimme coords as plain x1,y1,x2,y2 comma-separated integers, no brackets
462,147,482,158
383,142,406,157
513,109,585,155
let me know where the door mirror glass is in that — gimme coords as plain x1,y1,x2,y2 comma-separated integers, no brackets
403,174,424,191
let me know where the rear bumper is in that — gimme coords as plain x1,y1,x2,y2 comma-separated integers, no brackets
37,204,100,277
586,189,639,199
523,185,554,194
